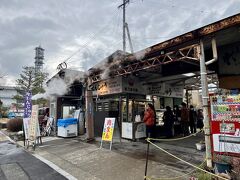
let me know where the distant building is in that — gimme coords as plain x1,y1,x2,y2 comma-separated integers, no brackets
0,86,17,106
34,45,45,73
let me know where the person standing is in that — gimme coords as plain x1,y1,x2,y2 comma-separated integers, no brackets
173,105,181,135
197,109,204,130
144,103,156,138
189,105,197,134
181,102,189,136
163,106,174,138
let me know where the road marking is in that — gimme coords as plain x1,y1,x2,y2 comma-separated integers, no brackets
33,154,77,180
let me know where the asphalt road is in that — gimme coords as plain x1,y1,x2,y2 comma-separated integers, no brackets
0,140,67,180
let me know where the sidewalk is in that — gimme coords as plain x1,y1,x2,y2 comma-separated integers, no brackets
26,133,205,180
0,131,68,180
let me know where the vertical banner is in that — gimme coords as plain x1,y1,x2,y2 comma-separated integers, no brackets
29,105,39,141
100,118,115,150
24,92,32,118
23,92,32,140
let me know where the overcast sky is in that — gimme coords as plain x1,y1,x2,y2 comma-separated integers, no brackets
0,0,239,86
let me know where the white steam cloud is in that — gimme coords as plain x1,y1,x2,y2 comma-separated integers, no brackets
32,69,85,100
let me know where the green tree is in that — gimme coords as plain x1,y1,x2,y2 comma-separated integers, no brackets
14,66,48,105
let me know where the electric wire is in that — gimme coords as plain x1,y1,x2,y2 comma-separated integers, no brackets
58,8,121,67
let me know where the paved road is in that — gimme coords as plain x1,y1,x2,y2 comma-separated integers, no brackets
0,140,67,180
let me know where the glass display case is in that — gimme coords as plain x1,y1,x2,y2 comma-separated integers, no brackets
121,98,152,140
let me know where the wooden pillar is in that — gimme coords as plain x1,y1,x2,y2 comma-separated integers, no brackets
85,78,94,140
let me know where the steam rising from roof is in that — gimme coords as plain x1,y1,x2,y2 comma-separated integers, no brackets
32,69,85,100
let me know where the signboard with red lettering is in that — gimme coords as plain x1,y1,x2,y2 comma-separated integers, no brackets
102,118,115,141
100,118,115,150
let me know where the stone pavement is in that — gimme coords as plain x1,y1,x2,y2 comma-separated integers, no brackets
28,133,205,180
0,131,67,180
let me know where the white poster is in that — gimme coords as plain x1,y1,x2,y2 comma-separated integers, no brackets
213,134,240,154
28,105,40,141
122,122,133,139
23,118,30,139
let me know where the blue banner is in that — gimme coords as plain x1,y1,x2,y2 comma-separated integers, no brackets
24,91,32,118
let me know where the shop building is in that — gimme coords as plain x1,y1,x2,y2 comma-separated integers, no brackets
86,13,240,142
47,69,85,135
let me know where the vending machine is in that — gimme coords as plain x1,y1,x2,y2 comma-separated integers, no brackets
210,93,240,156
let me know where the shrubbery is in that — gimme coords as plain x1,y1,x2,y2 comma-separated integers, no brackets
7,118,23,132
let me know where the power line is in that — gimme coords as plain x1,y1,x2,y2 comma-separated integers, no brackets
56,8,121,70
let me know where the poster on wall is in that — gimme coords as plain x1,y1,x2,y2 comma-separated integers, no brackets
100,118,115,150
210,94,240,155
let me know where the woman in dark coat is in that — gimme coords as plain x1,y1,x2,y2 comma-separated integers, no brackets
163,106,174,138
197,109,204,130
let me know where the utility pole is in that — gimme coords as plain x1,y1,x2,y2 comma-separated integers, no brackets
118,0,130,54
125,22,134,53
200,39,213,168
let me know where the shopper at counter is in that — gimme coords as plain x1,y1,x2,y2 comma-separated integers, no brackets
163,106,174,138
143,103,156,138
189,105,197,134
197,109,204,130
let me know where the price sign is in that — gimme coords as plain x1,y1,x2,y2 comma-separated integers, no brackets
100,118,115,150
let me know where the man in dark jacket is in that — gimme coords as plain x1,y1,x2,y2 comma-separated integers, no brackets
181,102,189,136
189,105,197,134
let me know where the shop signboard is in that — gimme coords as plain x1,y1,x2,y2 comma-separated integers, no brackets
122,76,146,95
94,76,146,96
147,83,183,98
95,76,122,96
210,94,240,155
100,118,115,150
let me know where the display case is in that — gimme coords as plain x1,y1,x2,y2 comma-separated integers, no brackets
121,99,151,140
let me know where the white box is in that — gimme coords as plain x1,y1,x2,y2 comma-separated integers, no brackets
58,124,77,137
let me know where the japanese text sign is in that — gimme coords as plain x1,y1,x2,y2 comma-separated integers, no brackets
101,118,115,142
24,92,32,118
29,105,39,141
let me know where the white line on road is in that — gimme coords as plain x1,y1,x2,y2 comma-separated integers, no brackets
33,154,77,180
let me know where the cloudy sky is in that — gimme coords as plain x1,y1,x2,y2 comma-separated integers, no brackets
0,0,239,86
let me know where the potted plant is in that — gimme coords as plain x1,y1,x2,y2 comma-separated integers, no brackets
213,154,231,174
196,140,205,151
